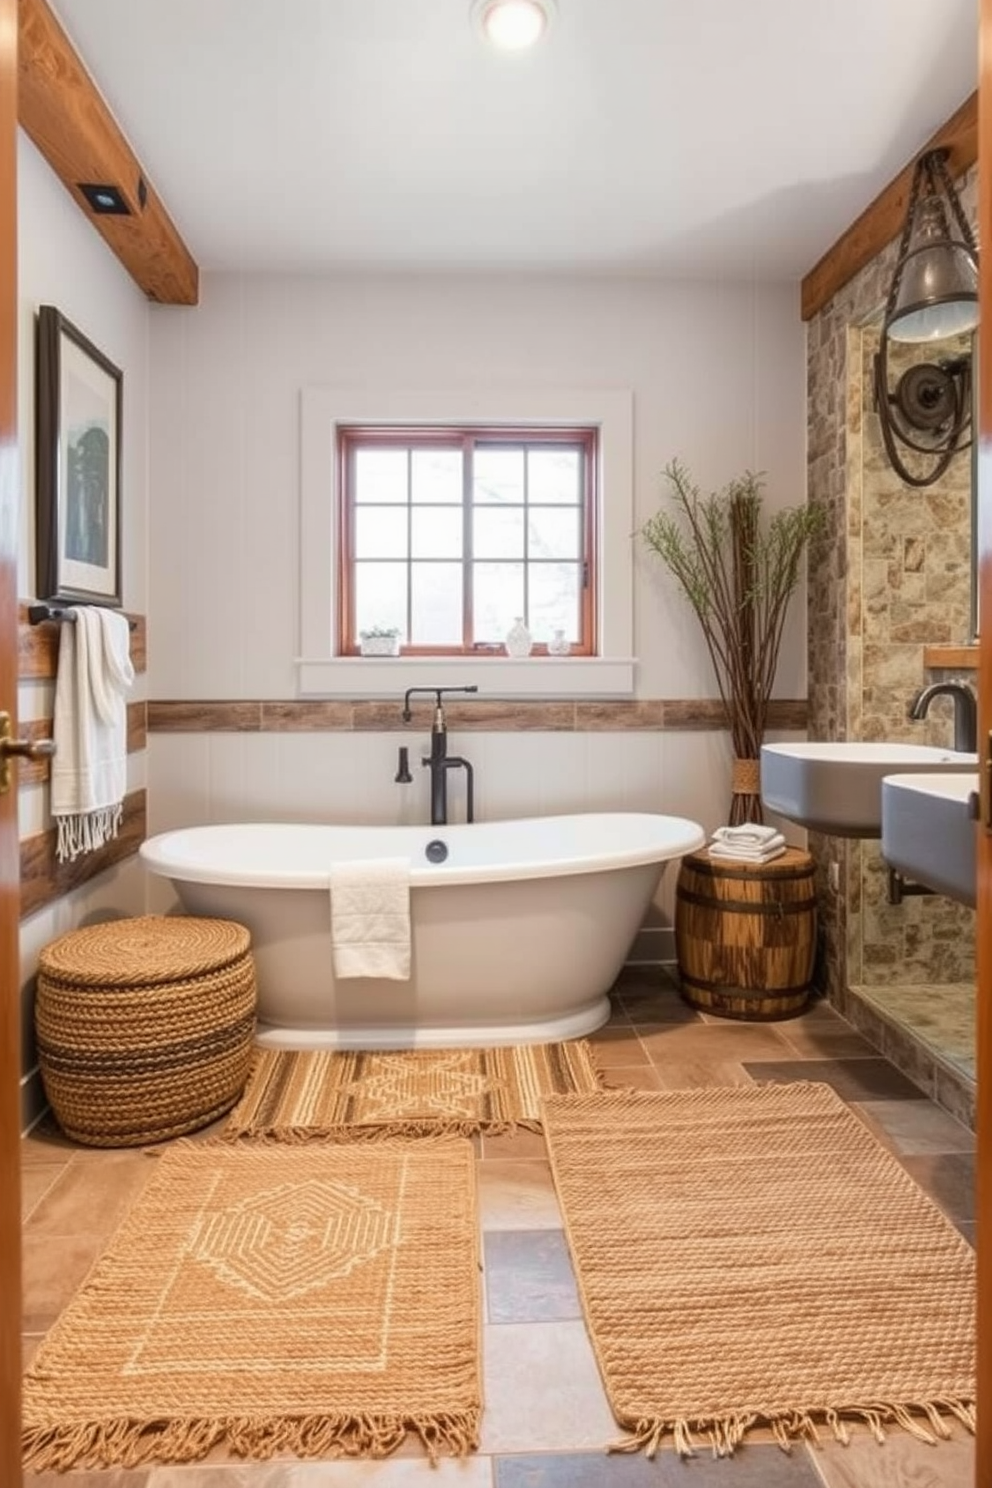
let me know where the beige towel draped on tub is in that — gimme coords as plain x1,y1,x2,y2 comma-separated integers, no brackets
329,857,412,980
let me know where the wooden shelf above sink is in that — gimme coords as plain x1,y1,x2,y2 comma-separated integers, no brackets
923,645,978,671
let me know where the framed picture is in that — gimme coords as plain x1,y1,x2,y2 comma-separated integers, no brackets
35,305,123,606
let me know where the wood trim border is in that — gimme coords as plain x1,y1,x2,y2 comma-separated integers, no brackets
922,645,979,672
146,697,810,733
19,787,146,920
17,0,198,305
801,91,977,321
18,603,146,678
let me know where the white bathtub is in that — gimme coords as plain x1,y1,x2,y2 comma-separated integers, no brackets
140,813,705,1050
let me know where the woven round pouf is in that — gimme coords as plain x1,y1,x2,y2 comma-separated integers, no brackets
35,915,257,1147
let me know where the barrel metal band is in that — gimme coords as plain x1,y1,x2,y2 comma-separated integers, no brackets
680,971,811,997
676,885,817,915
692,858,813,882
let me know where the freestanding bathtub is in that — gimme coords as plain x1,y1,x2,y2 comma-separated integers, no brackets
140,813,705,1050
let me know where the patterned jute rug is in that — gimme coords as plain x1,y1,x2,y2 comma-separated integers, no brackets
22,1139,481,1471
541,1082,975,1459
225,1039,602,1141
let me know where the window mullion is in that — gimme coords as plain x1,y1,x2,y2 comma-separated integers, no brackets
462,435,473,651
406,448,413,646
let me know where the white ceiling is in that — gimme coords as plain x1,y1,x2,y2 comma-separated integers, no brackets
50,0,978,280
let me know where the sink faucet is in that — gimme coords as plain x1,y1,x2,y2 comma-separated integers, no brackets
401,686,478,825
908,680,977,754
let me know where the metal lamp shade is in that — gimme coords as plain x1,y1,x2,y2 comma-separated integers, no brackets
887,199,979,343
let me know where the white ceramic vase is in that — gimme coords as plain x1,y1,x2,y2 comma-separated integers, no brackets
504,616,533,657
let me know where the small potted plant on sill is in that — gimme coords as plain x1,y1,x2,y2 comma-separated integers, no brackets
640,459,824,825
358,625,402,657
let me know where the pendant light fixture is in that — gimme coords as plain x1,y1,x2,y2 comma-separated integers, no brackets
471,0,557,50
872,147,978,488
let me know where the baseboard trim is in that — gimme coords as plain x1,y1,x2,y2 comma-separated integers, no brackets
20,1065,47,1136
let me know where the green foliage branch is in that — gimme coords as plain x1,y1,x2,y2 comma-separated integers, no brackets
641,459,824,770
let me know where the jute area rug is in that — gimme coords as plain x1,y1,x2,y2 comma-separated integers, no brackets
225,1039,602,1141
22,1139,481,1471
542,1082,975,1459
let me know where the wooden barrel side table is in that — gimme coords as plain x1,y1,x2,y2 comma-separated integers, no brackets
674,846,817,1021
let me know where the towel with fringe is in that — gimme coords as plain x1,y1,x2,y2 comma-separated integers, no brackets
330,857,412,980
51,607,134,863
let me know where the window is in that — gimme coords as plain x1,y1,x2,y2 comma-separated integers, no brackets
298,384,633,697
338,426,596,655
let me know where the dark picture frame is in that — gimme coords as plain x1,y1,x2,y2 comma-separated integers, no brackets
35,305,123,606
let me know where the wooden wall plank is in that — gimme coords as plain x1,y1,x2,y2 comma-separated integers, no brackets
18,603,145,678
801,91,977,321
147,695,810,733
19,788,146,920
17,0,198,305
14,701,145,785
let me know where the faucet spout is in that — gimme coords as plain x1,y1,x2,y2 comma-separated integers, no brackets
908,680,977,754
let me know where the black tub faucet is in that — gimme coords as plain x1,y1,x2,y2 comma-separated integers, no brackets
401,686,478,825
909,680,977,754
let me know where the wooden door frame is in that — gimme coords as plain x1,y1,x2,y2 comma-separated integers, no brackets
0,0,21,1480
976,4,992,1475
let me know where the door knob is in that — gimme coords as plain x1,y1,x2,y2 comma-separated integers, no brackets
0,710,56,793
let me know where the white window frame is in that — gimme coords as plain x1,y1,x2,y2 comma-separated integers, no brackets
298,385,635,697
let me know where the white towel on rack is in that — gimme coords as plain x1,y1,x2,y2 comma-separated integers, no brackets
709,834,787,864
50,607,134,863
711,824,782,847
330,858,411,980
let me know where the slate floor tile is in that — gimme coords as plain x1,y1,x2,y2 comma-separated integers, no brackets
495,1443,825,1485
484,1229,582,1323
741,1057,926,1102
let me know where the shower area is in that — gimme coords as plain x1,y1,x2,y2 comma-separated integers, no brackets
805,177,977,1128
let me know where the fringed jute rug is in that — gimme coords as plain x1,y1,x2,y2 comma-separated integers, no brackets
541,1082,975,1459
22,1139,481,1471
225,1039,602,1141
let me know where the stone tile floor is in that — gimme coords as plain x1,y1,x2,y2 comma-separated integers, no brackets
20,974,977,1487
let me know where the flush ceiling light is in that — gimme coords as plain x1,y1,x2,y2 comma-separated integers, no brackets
873,147,978,488
472,0,556,50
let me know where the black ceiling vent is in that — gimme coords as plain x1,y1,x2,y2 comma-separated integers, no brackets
77,183,131,215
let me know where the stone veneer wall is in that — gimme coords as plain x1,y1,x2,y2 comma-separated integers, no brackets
806,166,977,1003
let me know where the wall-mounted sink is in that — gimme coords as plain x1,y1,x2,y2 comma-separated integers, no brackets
881,772,978,908
761,741,979,838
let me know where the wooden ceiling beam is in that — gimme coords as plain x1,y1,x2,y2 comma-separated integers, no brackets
17,0,198,305
800,91,977,322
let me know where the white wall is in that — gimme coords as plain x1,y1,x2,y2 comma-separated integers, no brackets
146,270,807,911
149,271,807,701
16,133,151,1128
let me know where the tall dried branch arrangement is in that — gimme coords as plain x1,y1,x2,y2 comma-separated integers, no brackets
641,460,824,823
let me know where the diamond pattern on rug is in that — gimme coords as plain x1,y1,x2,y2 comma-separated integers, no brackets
225,1039,603,1141
189,1176,398,1300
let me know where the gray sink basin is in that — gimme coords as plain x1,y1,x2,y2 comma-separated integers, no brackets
761,741,979,838
881,772,978,908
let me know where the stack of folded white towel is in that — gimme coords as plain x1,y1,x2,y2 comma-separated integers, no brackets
709,824,788,863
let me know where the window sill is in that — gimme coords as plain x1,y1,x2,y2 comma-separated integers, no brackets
297,655,636,699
